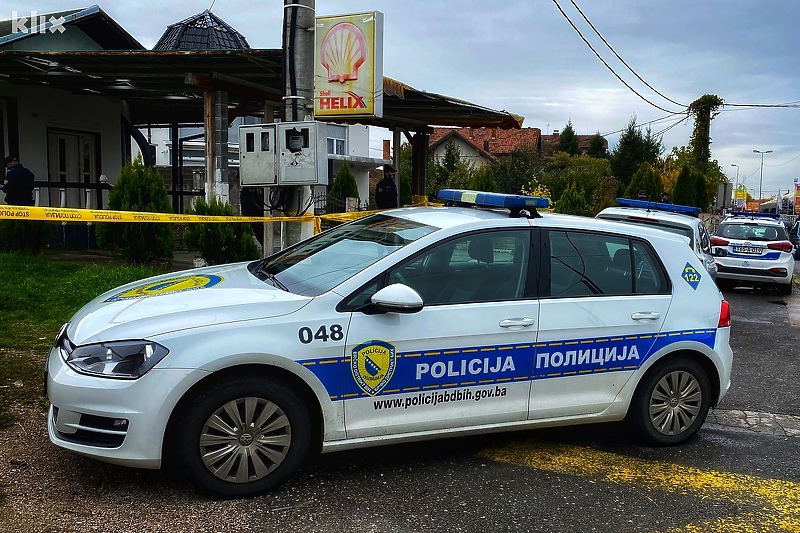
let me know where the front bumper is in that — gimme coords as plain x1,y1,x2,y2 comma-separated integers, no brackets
46,345,201,469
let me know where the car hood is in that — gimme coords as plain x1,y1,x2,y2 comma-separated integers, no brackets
67,262,311,345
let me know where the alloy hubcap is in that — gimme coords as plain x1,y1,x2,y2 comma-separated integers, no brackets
198,397,292,483
649,370,703,436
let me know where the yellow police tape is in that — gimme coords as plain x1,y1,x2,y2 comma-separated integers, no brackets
0,205,383,235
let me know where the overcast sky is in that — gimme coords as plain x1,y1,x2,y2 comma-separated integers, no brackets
8,0,800,198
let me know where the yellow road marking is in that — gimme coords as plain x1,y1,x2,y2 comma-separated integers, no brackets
477,439,800,532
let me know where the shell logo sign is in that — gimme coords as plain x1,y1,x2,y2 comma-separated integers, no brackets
315,12,384,118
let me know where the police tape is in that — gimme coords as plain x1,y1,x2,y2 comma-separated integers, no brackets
0,205,377,225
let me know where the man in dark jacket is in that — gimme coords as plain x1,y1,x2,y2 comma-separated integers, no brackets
3,156,35,206
375,165,398,209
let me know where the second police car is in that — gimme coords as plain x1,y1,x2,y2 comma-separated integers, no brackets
711,211,795,295
596,198,718,280
45,190,733,498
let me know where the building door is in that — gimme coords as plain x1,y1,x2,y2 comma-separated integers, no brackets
47,130,96,208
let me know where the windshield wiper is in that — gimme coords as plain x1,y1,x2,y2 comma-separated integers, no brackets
256,265,288,291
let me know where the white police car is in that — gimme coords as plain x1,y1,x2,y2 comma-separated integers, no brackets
711,212,795,295
46,190,733,498
596,198,718,280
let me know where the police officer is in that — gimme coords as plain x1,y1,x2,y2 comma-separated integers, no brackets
375,165,399,209
3,156,35,206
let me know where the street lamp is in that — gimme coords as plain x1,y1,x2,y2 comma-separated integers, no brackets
753,149,772,201
731,164,739,209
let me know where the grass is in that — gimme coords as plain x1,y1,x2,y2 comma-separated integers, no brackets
0,252,165,428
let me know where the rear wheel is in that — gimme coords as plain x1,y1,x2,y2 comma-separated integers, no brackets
779,282,793,295
173,375,312,498
629,356,711,445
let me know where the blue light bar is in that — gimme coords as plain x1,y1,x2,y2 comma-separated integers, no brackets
726,211,781,220
438,189,550,209
614,198,701,215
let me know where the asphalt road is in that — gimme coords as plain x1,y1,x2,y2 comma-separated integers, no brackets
2,275,799,532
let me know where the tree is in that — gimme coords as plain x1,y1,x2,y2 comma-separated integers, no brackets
538,153,612,213
610,117,663,189
183,196,260,265
468,165,497,192
626,162,664,201
430,140,474,196
557,120,581,156
672,165,695,207
492,146,542,194
688,94,724,173
326,163,359,213
96,156,174,265
586,133,608,159
554,182,591,217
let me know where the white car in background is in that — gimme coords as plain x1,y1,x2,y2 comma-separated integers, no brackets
596,198,718,280
711,212,795,295
46,190,733,498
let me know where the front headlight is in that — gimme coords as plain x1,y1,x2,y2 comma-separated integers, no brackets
62,340,169,379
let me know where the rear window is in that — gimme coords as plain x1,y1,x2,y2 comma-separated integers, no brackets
718,223,786,242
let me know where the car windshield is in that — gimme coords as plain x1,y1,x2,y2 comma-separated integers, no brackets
256,214,437,296
718,223,787,242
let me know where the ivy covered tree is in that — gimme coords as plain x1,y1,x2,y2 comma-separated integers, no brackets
556,120,581,156
688,94,724,173
610,117,663,190
326,163,359,213
96,156,174,265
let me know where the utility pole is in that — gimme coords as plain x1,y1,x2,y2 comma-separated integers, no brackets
282,0,315,122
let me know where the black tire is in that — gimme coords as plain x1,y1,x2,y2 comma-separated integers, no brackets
173,375,312,498
779,282,793,296
628,356,711,446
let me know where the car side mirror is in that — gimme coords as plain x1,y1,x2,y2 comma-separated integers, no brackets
369,283,424,314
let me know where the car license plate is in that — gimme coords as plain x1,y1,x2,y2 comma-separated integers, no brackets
733,245,762,255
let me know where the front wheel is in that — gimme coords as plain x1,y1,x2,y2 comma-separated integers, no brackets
628,357,711,446
173,375,313,498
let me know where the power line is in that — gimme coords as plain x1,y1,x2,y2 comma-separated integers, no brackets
599,113,685,136
765,153,800,167
567,0,687,108
550,0,685,115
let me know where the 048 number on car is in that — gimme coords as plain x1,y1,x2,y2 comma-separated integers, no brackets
298,324,344,344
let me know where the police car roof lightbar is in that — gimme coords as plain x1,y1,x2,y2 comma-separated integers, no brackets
726,211,781,220
438,189,550,218
614,198,701,215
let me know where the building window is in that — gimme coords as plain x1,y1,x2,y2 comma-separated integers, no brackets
327,124,347,155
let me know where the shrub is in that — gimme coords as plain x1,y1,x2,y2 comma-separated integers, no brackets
96,157,174,265
183,196,260,265
0,219,53,253
326,164,359,213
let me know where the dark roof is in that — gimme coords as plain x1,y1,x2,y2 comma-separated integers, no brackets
0,5,143,50
0,49,523,131
153,10,250,51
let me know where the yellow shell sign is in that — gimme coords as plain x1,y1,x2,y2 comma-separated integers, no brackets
104,275,223,302
314,11,384,118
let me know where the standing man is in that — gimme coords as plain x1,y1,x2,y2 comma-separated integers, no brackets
3,156,35,206
375,165,398,209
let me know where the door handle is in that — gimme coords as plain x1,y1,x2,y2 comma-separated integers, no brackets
631,312,660,321
499,317,537,328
